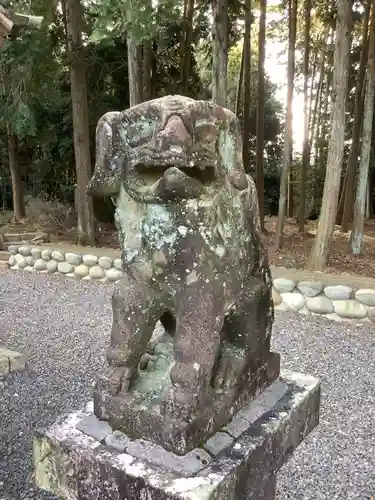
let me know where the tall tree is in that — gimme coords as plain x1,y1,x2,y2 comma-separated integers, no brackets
339,1,370,231
142,42,152,101
180,0,195,88
127,0,142,107
7,126,25,221
349,4,375,254
256,0,266,231
275,0,297,249
235,47,244,115
308,0,352,271
298,0,311,232
316,29,334,169
63,0,95,245
242,0,252,171
212,0,228,106
310,29,331,156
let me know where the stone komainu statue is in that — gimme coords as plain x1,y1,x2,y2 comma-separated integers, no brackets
88,95,279,455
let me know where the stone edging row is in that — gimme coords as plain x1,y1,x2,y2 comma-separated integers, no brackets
7,245,123,282
6,243,375,324
272,278,375,324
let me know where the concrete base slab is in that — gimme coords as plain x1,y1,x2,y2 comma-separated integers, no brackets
33,371,320,500
0,347,26,376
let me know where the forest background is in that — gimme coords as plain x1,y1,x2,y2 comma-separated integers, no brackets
1,0,374,276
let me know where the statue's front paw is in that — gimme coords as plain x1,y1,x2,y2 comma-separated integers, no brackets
100,367,132,396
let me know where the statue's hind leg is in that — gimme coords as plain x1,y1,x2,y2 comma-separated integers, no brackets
213,276,273,392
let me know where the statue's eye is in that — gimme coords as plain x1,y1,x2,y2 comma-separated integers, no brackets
195,123,217,143
119,122,156,147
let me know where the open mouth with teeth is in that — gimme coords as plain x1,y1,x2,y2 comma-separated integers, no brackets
124,160,219,203
135,163,217,186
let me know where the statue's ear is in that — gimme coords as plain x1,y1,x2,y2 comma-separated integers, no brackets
216,108,248,191
87,112,121,197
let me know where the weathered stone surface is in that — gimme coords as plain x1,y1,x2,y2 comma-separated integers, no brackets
76,414,112,442
224,414,251,438
273,278,295,293
57,262,74,274
114,258,123,270
367,307,375,323
272,286,281,306
306,296,334,314
74,264,89,278
8,245,19,255
105,268,122,281
0,348,27,372
274,302,291,312
18,245,31,256
26,256,35,266
98,256,113,270
15,254,27,269
324,285,352,301
104,430,130,451
126,439,212,476
31,247,42,260
5,233,21,242
34,259,47,271
325,312,343,322
298,306,311,316
41,249,52,261
333,300,367,319
33,371,320,500
280,292,305,311
89,96,279,454
354,289,375,307
25,231,43,240
204,432,234,456
51,250,65,262
0,356,9,376
253,378,287,408
89,265,105,279
83,254,98,267
298,281,323,297
65,252,82,266
46,260,58,273
9,254,16,267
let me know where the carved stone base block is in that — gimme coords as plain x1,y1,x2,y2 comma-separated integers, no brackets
94,350,281,456
33,371,320,500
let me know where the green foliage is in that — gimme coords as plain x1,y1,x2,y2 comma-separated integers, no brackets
0,0,286,219
89,0,181,44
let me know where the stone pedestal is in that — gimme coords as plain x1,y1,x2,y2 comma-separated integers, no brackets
33,371,320,500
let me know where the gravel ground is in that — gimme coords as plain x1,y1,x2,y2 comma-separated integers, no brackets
0,270,374,499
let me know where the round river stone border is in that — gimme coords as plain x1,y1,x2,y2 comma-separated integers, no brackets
272,278,375,324
6,245,375,324
7,245,123,283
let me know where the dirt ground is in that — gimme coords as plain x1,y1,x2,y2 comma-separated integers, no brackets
2,211,375,278
264,216,375,277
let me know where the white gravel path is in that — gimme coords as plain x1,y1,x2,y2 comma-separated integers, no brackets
0,270,374,499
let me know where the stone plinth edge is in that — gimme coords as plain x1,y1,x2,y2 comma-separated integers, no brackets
33,370,320,500
0,347,26,377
